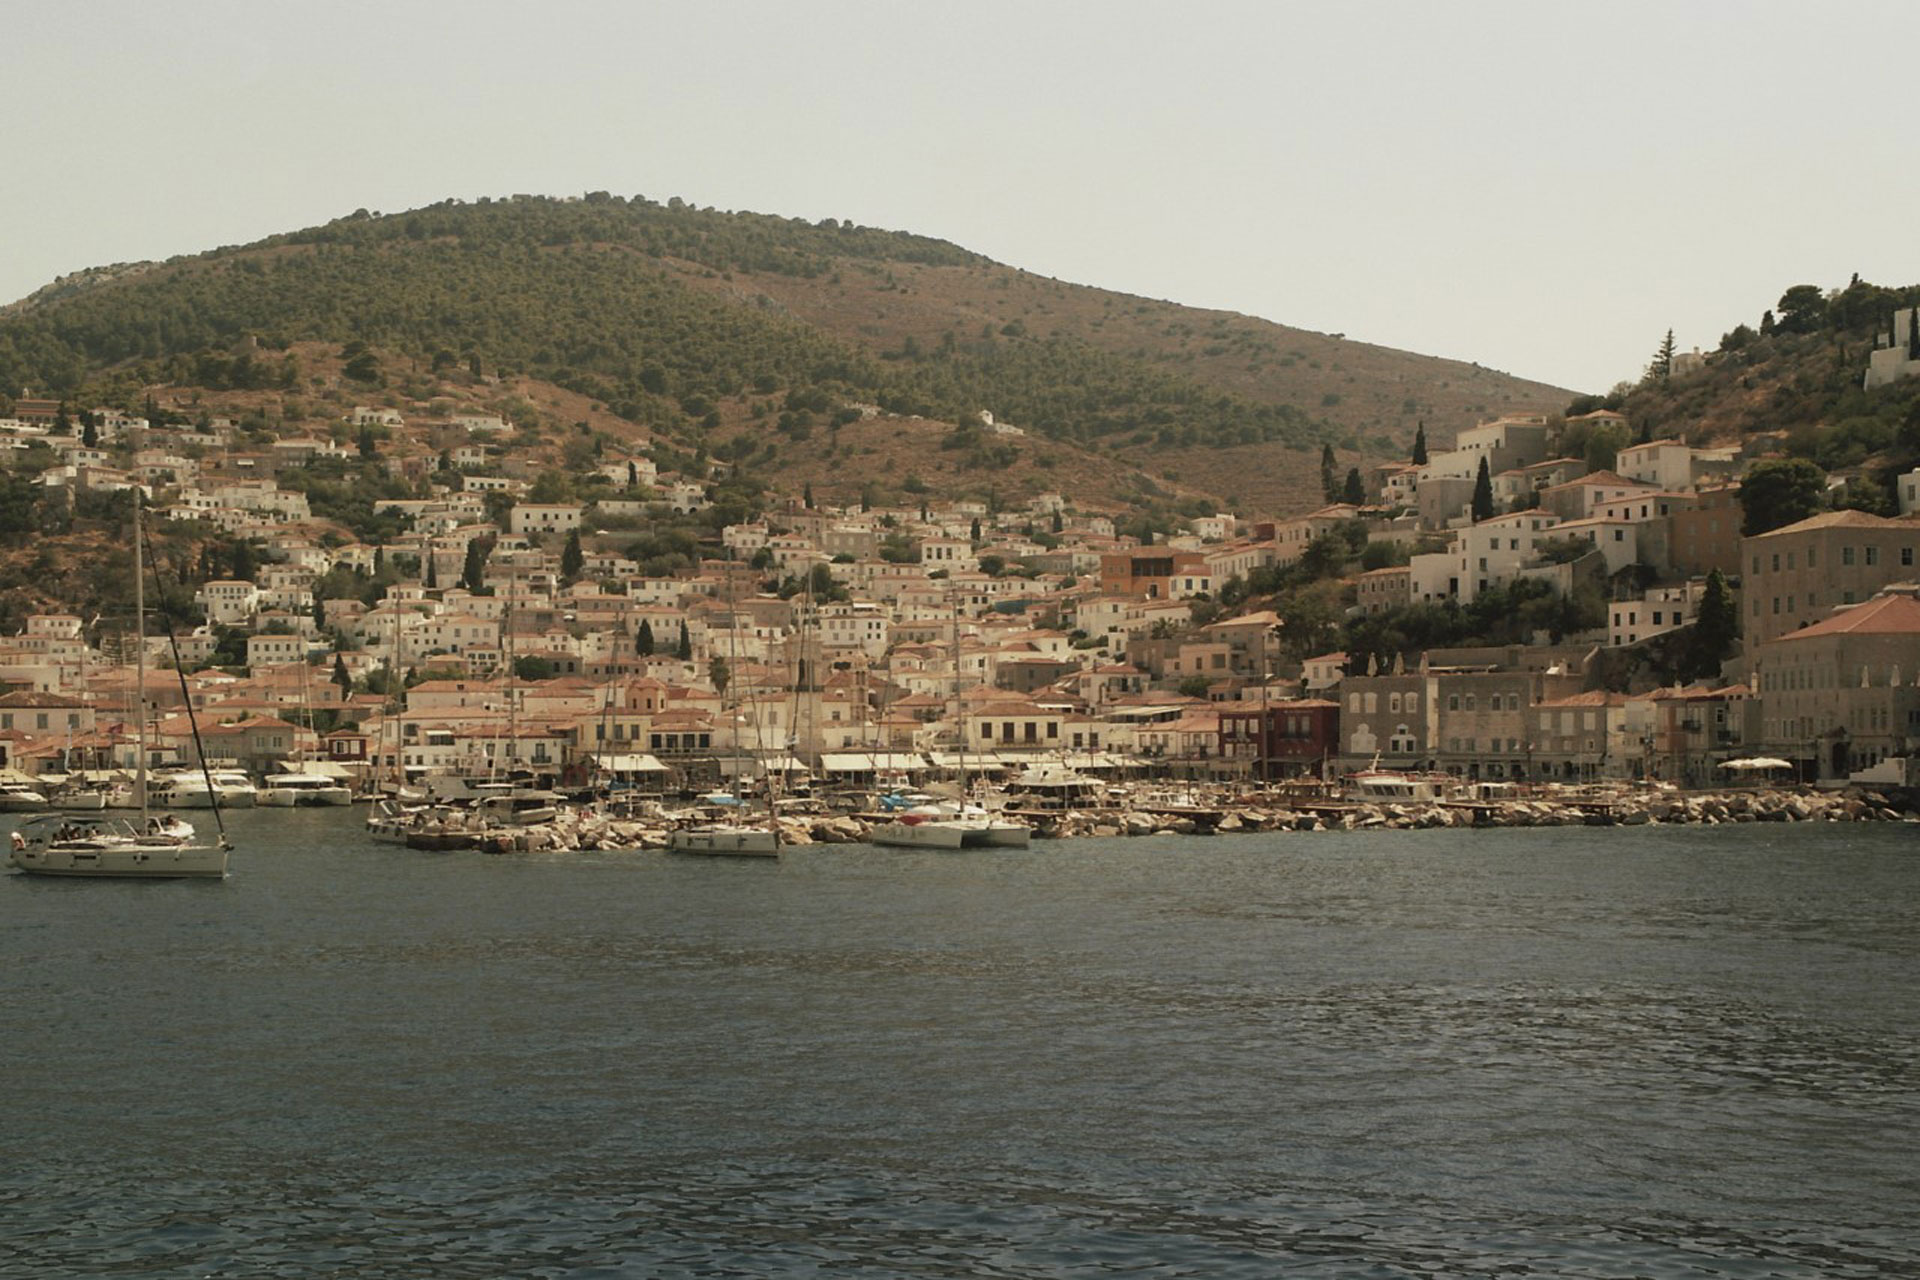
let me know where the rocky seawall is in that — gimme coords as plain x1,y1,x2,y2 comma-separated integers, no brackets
468,787,1919,853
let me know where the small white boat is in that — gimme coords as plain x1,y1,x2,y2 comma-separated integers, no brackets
0,781,50,812
668,823,781,857
470,785,562,827
258,771,353,807
162,769,258,809
1345,768,1454,803
870,800,1029,850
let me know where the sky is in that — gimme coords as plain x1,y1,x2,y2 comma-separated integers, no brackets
10,0,1920,395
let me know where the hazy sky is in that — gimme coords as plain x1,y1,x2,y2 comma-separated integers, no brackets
11,1,1919,394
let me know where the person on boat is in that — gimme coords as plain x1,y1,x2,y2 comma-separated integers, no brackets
9,830,24,853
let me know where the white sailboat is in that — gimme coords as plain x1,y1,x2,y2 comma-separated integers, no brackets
670,563,780,857
9,493,229,879
871,597,1028,851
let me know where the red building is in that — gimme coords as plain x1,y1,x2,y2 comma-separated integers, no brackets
1217,698,1340,780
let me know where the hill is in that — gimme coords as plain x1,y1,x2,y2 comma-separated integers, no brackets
0,194,1570,514
1593,277,1920,511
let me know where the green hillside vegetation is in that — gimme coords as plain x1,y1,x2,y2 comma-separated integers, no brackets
0,196,1329,457
1592,276,1920,513
0,195,1576,518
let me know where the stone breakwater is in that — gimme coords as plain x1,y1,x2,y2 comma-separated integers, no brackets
467,787,1918,853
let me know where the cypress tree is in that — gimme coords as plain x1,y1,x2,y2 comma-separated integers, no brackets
561,529,584,581
1342,467,1366,506
636,619,655,656
1471,456,1494,522
461,538,486,592
1320,444,1337,501
1411,422,1427,466
676,622,692,660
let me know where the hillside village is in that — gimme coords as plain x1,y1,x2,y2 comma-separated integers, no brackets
3,323,1920,801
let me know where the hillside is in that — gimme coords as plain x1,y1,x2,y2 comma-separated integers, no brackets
0,195,1570,514
1600,277,1920,508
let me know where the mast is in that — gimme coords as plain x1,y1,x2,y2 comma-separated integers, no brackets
134,490,147,822
952,586,967,800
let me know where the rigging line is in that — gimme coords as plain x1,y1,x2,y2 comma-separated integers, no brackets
138,509,231,848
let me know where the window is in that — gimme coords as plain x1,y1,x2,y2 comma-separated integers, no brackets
1866,546,1879,566
1406,694,1418,713
1807,547,1816,568
1448,695,1459,711
1772,554,1780,571
1843,546,1855,566
1905,548,1915,567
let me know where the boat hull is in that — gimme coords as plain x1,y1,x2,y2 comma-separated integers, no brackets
669,825,781,856
10,844,228,879
258,787,353,807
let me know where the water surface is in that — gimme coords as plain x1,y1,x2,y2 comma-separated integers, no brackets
3,812,1915,1277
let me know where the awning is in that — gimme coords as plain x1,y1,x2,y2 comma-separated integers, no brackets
718,754,809,777
819,752,925,774
591,753,670,773
1720,757,1793,771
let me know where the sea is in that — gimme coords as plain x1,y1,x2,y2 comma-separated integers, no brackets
2,809,1915,1278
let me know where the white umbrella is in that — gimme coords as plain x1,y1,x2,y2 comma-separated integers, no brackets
1720,757,1793,771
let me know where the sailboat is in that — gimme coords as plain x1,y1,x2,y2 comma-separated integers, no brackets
871,593,1028,850
9,492,230,879
670,563,780,857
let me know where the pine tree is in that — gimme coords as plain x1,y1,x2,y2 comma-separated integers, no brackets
1650,328,1676,382
1320,444,1337,501
1411,421,1427,465
636,619,655,656
1471,456,1494,522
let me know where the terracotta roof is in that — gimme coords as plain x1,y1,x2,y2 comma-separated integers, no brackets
1750,510,1920,538
1775,590,1920,639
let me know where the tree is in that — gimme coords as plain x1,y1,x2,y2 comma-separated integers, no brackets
1775,284,1827,335
513,656,556,682
1176,675,1212,698
1471,456,1494,522
1411,421,1428,465
1738,458,1826,536
357,424,378,458
1342,467,1365,506
708,655,730,698
635,619,655,656
676,622,691,660
1320,444,1337,501
1050,508,1063,533
1682,568,1738,682
1583,419,1629,473
1648,328,1676,382
461,538,488,592
803,481,814,509
969,517,982,543
425,555,438,589
560,529,584,582
230,539,257,582
81,416,99,449
332,652,352,696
